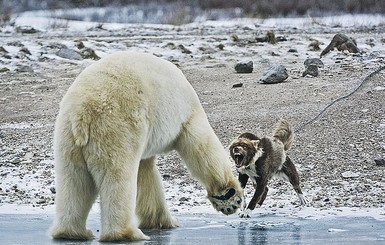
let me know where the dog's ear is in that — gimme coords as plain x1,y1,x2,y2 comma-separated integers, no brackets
251,140,259,147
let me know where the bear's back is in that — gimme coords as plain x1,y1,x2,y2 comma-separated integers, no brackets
58,52,205,157
70,52,195,97
62,51,201,114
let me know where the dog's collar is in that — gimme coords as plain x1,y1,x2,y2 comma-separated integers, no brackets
237,162,255,173
237,164,252,170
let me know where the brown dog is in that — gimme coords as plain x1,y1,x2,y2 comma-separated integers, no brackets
230,119,306,218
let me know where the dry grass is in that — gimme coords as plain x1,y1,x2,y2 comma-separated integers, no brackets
2,0,384,25
197,0,385,17
0,8,11,26
4,0,385,17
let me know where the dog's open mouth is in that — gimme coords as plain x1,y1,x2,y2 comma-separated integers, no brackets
233,152,245,168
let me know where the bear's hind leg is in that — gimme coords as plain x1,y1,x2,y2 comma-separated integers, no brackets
51,154,97,240
136,157,179,229
92,155,149,242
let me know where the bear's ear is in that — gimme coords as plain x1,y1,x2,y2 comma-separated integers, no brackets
251,140,259,147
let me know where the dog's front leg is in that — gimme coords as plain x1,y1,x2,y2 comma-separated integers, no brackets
238,173,249,213
257,186,268,207
238,173,249,189
239,179,267,218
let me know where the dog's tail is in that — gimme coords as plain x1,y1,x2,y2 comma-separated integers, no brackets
273,119,294,151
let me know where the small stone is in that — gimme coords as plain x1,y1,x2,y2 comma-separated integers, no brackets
256,30,277,44
0,67,10,73
15,65,34,73
374,158,385,167
260,64,288,84
80,47,100,60
162,174,171,178
230,33,239,42
269,51,280,56
163,42,176,49
341,171,360,178
178,44,192,54
232,83,243,88
373,86,385,91
16,26,39,34
75,41,86,49
328,228,347,233
0,46,8,53
36,199,46,204
20,47,31,55
304,58,324,68
9,157,22,164
179,197,189,203
56,48,83,60
302,64,319,77
309,40,321,51
50,187,56,194
235,60,253,73
24,152,34,159
216,44,225,50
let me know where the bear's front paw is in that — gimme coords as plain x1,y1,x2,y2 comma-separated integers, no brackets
208,188,243,215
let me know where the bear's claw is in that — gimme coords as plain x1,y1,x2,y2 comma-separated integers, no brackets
208,188,243,215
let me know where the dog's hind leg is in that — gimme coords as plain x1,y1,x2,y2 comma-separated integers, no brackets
282,157,307,206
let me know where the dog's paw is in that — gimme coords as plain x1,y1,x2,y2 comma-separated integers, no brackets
239,208,252,218
208,188,243,215
298,194,307,206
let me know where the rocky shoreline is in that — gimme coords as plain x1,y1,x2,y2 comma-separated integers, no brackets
0,16,384,214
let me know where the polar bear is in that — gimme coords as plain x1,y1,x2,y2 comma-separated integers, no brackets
50,51,243,242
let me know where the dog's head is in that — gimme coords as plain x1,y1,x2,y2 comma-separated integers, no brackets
230,133,261,169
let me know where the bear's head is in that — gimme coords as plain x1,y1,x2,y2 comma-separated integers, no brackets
207,184,244,215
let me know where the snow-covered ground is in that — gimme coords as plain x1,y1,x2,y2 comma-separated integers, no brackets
1,10,385,222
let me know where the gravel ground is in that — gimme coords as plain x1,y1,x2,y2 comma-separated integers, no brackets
0,18,384,213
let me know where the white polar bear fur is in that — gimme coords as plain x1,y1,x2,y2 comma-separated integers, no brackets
50,51,242,242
